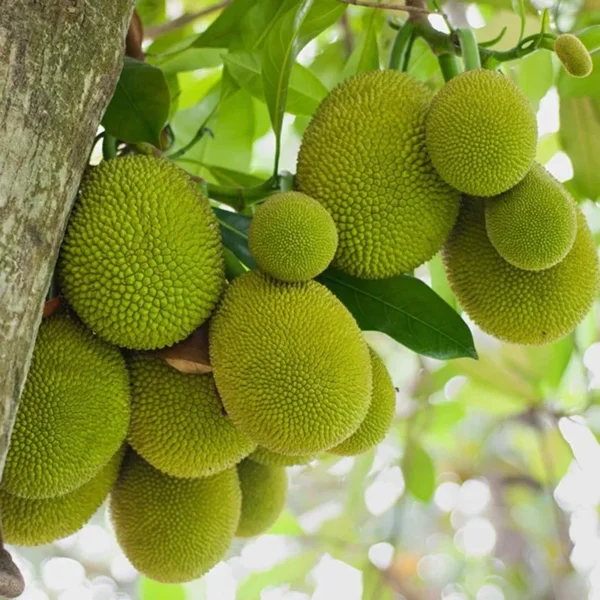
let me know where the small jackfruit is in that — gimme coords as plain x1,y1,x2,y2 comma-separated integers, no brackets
484,163,577,271
2,448,124,547
236,459,287,538
250,447,315,467
128,354,255,478
555,34,593,78
210,271,372,455
2,314,130,499
60,156,225,350
330,347,395,456
249,192,338,282
426,69,537,197
296,70,460,279
110,451,241,584
443,198,600,345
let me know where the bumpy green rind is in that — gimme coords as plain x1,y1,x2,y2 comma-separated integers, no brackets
443,198,600,345
2,314,130,499
426,69,537,197
249,192,338,282
59,156,225,350
296,70,460,279
249,447,315,467
555,34,593,78
128,354,255,478
236,459,287,538
110,451,241,584
210,272,372,455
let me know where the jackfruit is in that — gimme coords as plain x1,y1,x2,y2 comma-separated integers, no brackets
59,156,225,350
249,192,338,282
210,271,372,455
236,459,287,538
2,447,124,546
555,34,593,78
296,70,460,279
2,314,130,499
250,447,314,467
110,451,241,584
330,347,395,456
443,198,600,345
128,354,255,478
484,163,577,271
426,69,537,197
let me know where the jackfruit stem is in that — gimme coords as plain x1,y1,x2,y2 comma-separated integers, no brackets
437,52,462,82
457,28,481,70
389,20,416,71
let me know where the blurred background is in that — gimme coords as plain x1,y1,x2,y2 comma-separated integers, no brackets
10,0,600,598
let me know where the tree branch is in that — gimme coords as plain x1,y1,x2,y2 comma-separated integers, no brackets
339,0,432,15
145,1,231,39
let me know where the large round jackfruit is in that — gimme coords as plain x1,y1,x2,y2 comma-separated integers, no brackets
296,70,460,279
2,448,124,547
443,198,600,345
128,354,255,478
250,447,315,467
426,69,537,197
484,163,577,271
330,347,395,456
555,34,593,78
59,156,225,350
249,192,338,282
110,451,241,584
2,314,130,499
236,459,287,538
210,271,372,455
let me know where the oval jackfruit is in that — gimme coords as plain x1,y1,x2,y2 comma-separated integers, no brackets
555,34,593,78
110,451,241,584
2,448,124,546
484,163,577,271
128,354,255,478
330,347,396,456
443,198,600,345
249,192,338,282
2,314,130,499
236,459,287,538
250,447,315,467
59,156,225,350
426,69,537,197
210,271,372,455
296,70,460,279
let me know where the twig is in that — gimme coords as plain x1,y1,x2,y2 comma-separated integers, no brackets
338,0,432,15
145,0,230,39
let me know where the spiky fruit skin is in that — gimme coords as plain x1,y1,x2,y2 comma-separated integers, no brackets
484,163,577,271
296,70,459,279
59,156,225,350
250,447,314,467
555,34,593,78
110,452,241,584
249,192,338,282
210,271,372,455
236,459,287,538
128,355,255,478
2,314,130,499
330,347,395,456
2,447,124,546
426,70,537,197
443,198,600,345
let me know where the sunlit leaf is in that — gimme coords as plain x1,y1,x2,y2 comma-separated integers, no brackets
192,0,259,48
139,578,185,600
403,443,436,502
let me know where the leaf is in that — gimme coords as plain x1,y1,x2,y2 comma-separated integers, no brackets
192,0,259,48
343,9,380,77
102,57,170,147
213,207,257,269
152,45,223,73
403,443,436,502
509,50,553,111
139,578,185,600
223,246,249,280
136,0,166,26
268,509,304,535
318,269,477,360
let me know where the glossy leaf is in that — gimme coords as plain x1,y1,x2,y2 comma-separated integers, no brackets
403,443,436,502
343,9,380,76
213,207,257,269
192,0,259,48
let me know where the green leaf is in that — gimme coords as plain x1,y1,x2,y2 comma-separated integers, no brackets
343,10,380,76
318,269,477,360
362,564,394,600
192,0,259,48
139,578,185,600
403,443,436,502
152,45,223,73
429,254,456,310
205,165,265,187
508,50,553,111
213,207,257,269
136,0,166,26
268,509,304,535
223,246,249,280
102,57,170,147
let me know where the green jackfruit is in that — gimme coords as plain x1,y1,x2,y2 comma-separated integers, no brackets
2,448,124,546
128,354,255,478
555,34,593,78
484,163,577,271
236,459,287,538
330,347,395,456
296,70,460,279
3,314,130,499
110,451,241,584
210,271,372,455
60,156,225,350
249,192,338,282
249,447,314,467
426,69,537,197
443,198,600,345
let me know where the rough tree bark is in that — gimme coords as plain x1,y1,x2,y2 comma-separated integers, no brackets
0,1,134,593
